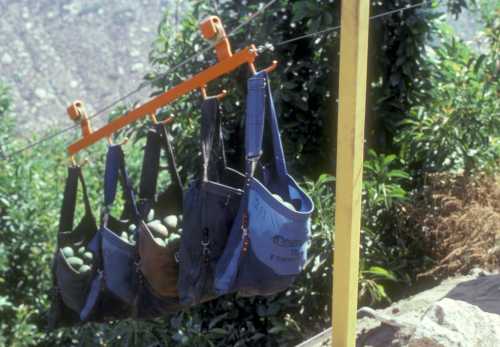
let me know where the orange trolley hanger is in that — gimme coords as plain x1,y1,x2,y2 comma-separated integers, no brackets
67,16,278,156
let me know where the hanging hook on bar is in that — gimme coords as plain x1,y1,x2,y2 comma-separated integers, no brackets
150,113,175,126
248,57,279,75
69,155,77,167
200,85,228,100
68,155,89,168
263,60,279,74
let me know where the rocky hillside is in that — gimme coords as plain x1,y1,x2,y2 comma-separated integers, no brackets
0,0,173,133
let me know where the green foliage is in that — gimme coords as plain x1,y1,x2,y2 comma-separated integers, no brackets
397,19,500,176
146,0,438,175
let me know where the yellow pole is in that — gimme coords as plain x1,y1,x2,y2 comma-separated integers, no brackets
332,0,370,346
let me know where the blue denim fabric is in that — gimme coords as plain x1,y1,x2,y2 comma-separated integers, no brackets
215,71,314,296
80,145,140,321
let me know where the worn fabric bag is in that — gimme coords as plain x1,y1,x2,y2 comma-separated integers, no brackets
49,166,98,328
177,98,245,306
214,71,314,296
80,144,140,321
135,123,185,318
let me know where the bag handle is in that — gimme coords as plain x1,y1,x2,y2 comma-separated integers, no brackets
244,71,288,179
201,98,227,182
103,145,140,224
58,166,93,234
139,124,183,203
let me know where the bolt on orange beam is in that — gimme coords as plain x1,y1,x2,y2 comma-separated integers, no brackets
67,46,258,156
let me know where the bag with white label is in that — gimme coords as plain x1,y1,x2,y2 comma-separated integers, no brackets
214,71,314,296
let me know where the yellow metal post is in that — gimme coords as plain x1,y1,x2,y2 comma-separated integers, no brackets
332,0,370,346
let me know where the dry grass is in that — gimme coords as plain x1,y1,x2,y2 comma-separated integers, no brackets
409,173,500,280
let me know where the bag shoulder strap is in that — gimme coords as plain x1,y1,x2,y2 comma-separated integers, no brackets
244,71,288,178
139,128,162,202
103,144,140,224
138,124,183,211
201,98,227,182
158,123,183,195
58,165,93,234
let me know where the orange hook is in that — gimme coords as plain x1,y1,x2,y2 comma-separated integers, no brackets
248,60,279,75
200,85,228,100
150,113,175,126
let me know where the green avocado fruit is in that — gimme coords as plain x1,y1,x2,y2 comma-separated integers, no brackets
167,234,180,243
163,215,178,230
148,220,168,238
83,252,93,262
79,264,91,273
154,237,166,247
61,247,74,258
67,257,84,269
129,224,137,232
147,209,155,222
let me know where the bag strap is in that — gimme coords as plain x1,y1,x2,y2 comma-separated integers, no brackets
138,124,183,213
58,166,93,234
139,128,162,202
103,144,140,224
201,98,227,182
159,124,183,191
244,71,288,179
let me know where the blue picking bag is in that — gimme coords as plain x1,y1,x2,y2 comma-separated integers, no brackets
49,165,98,328
214,71,314,296
80,144,140,321
177,98,245,306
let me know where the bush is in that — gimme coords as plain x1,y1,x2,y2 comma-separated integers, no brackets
397,16,500,176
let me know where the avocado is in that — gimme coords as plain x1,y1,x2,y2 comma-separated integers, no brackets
79,264,91,273
67,257,84,270
154,237,166,247
83,252,93,262
163,215,178,230
167,233,180,243
129,224,137,232
283,201,295,210
148,220,168,238
147,209,155,222
61,247,74,258
120,232,129,241
77,246,86,254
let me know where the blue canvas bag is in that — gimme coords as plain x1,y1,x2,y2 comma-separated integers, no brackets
49,165,98,328
177,98,245,306
80,144,141,321
214,71,314,296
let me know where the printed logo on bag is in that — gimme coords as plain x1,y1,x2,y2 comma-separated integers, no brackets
272,235,303,248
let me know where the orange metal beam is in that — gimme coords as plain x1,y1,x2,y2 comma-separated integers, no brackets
67,45,258,156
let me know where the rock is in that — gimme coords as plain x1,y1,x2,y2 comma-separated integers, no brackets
34,88,47,99
1,53,13,64
297,273,500,347
408,298,500,347
131,63,144,73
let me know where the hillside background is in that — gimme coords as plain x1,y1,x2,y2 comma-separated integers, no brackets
0,0,173,132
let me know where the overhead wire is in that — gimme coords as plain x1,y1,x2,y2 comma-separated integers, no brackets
0,0,277,162
267,0,431,49
1,0,432,162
